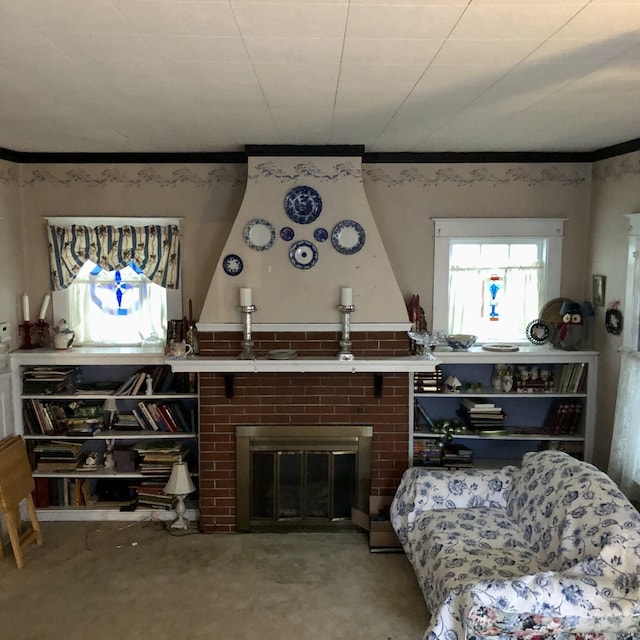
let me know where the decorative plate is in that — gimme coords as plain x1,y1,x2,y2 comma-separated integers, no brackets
331,220,366,255
222,253,243,276
280,226,295,241
266,349,298,360
289,240,318,270
540,297,570,327
526,319,553,345
244,218,275,251
481,343,520,352
284,186,322,224
313,227,328,242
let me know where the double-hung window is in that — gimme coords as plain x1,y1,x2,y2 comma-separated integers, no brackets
432,218,565,343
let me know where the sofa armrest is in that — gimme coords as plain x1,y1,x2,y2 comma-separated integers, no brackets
391,465,516,535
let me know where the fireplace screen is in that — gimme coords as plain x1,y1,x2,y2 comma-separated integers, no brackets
236,426,372,531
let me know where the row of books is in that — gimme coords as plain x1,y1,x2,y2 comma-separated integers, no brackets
113,365,175,395
129,400,196,433
555,363,587,393
543,399,583,435
22,397,196,435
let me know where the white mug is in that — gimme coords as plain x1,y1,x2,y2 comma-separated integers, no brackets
169,340,193,359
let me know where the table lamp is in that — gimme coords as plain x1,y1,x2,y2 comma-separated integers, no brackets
164,461,196,529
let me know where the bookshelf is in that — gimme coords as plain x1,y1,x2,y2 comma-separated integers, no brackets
10,348,198,521
410,347,598,468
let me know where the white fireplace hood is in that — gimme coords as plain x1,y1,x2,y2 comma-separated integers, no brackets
198,147,409,332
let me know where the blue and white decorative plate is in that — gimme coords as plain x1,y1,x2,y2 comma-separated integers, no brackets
284,186,322,224
280,226,295,241
313,227,328,242
244,218,275,251
289,240,318,270
331,220,366,255
222,253,243,276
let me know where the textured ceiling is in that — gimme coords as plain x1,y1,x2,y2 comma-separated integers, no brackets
2,0,640,155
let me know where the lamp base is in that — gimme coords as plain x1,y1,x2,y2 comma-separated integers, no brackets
170,494,190,529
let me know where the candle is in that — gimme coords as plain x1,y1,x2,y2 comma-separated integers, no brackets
340,287,352,306
22,294,30,323
39,293,51,320
240,287,252,307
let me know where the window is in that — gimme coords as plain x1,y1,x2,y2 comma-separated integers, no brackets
46,217,182,347
67,260,167,346
433,218,565,343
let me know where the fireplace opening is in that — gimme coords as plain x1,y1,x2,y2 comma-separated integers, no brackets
236,426,372,531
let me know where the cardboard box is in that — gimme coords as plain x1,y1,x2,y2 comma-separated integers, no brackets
352,495,402,551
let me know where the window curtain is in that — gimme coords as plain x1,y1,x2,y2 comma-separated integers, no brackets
449,263,543,338
47,224,181,290
608,348,640,503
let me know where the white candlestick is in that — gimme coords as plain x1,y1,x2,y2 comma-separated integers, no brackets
340,287,352,306
22,294,30,323
240,287,253,307
39,293,50,320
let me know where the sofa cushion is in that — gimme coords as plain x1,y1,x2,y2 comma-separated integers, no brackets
507,450,640,570
412,506,546,613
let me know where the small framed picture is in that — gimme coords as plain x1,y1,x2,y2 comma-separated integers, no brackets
592,274,606,307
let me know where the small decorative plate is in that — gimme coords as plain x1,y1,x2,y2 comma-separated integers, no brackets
284,186,322,224
481,343,520,352
289,240,318,270
266,349,298,360
313,227,328,242
222,253,243,276
244,218,275,251
526,319,553,345
280,226,295,241
331,220,365,255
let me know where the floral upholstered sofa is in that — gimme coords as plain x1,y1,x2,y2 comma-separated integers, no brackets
390,450,640,640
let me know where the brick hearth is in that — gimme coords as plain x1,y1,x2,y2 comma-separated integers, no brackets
197,331,411,533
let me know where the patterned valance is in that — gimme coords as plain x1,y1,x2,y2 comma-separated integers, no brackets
48,223,181,290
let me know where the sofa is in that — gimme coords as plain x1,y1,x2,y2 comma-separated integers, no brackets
390,450,640,640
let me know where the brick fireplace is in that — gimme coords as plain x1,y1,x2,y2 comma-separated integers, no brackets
196,330,410,533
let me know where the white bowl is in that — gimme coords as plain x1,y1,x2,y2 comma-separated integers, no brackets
446,334,477,350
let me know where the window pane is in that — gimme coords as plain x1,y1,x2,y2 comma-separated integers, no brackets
448,241,544,342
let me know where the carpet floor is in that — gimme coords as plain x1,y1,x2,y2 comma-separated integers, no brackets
0,521,429,640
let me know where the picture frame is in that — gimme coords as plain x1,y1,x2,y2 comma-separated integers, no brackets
592,274,606,307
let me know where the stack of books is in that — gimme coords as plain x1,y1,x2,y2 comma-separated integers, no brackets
457,398,506,432
414,367,444,393
133,441,190,475
33,441,83,472
136,483,176,510
413,439,443,466
23,367,78,395
441,443,473,467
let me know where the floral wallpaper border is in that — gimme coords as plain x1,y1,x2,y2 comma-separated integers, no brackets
0,160,608,190
593,151,640,182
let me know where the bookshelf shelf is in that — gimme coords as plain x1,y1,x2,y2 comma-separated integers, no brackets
10,350,199,520
410,347,598,468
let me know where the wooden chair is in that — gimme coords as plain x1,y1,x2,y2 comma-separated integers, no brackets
0,435,43,568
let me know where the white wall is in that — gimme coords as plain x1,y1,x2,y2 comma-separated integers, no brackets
589,150,640,468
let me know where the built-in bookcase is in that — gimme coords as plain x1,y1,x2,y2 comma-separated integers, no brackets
10,348,198,521
409,347,598,469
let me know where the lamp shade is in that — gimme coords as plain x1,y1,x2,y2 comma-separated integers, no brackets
164,461,196,496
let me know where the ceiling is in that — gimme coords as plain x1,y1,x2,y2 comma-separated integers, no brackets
3,0,640,156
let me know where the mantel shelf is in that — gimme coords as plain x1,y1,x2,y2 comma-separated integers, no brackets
168,355,441,374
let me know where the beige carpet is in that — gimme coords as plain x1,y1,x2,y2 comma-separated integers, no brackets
0,521,429,640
